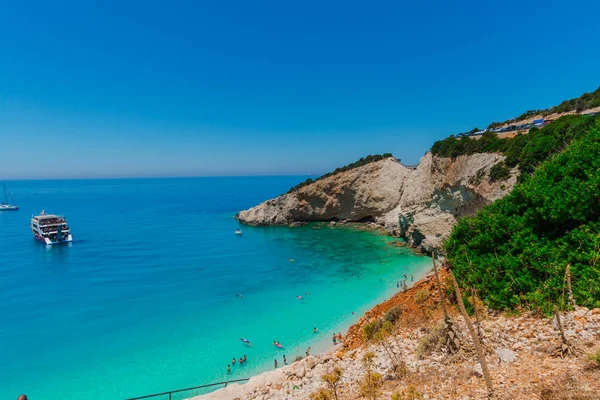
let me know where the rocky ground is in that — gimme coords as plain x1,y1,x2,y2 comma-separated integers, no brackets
194,270,600,400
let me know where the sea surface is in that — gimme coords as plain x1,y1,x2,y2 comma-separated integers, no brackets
0,177,432,399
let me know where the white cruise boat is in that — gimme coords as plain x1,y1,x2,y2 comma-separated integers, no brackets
30,211,73,245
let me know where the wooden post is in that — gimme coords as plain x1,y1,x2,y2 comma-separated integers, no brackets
432,254,448,320
450,269,494,398
566,264,576,308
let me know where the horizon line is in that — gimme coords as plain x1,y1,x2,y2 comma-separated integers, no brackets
2,173,317,182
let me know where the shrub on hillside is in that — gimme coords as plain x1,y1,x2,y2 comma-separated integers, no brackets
445,117,600,313
488,161,511,182
488,86,600,127
385,306,402,324
588,348,600,368
363,320,383,341
431,114,599,183
416,323,446,358
415,289,431,304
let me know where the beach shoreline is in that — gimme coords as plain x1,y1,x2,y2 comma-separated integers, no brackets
191,266,600,400
190,267,437,399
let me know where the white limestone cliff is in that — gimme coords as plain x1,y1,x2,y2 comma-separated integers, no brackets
236,154,517,253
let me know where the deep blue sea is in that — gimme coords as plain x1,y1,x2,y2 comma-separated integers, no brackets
0,177,432,399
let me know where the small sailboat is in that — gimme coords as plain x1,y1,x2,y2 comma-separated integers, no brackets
234,229,242,236
0,182,18,211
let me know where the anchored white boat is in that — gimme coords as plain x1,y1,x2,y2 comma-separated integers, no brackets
0,182,18,211
30,210,73,245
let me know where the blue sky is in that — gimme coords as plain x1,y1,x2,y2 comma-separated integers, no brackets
1,0,599,179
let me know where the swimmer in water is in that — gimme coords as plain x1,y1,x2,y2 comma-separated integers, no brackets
313,326,318,333
297,295,303,300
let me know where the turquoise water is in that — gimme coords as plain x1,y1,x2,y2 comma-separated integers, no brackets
0,177,432,399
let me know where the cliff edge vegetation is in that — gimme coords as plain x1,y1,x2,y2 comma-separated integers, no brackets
431,114,599,181
446,115,600,313
287,153,393,194
487,85,600,128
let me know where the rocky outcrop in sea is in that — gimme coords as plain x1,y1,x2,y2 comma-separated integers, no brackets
236,153,517,253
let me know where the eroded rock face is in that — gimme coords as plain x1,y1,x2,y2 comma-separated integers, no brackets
236,153,518,253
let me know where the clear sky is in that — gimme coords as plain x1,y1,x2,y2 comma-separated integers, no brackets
1,0,599,179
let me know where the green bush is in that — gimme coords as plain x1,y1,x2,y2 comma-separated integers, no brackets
415,289,431,304
588,348,600,368
488,161,511,183
469,167,486,186
384,306,402,324
415,323,446,358
363,320,383,341
545,86,600,116
445,117,600,313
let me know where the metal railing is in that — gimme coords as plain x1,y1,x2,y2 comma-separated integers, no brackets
125,378,250,400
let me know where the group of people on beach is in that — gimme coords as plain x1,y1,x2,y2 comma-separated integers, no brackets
396,273,414,289
227,264,416,374
273,346,311,369
332,332,344,345
227,354,247,373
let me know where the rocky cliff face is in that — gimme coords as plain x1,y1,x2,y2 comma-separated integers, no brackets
236,153,517,253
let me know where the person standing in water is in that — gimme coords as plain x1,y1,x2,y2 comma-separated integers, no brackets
243,354,247,363
333,333,337,345
227,364,231,373
313,326,317,333
306,347,311,357
283,354,287,365
411,274,414,282
232,357,236,365
274,359,278,368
